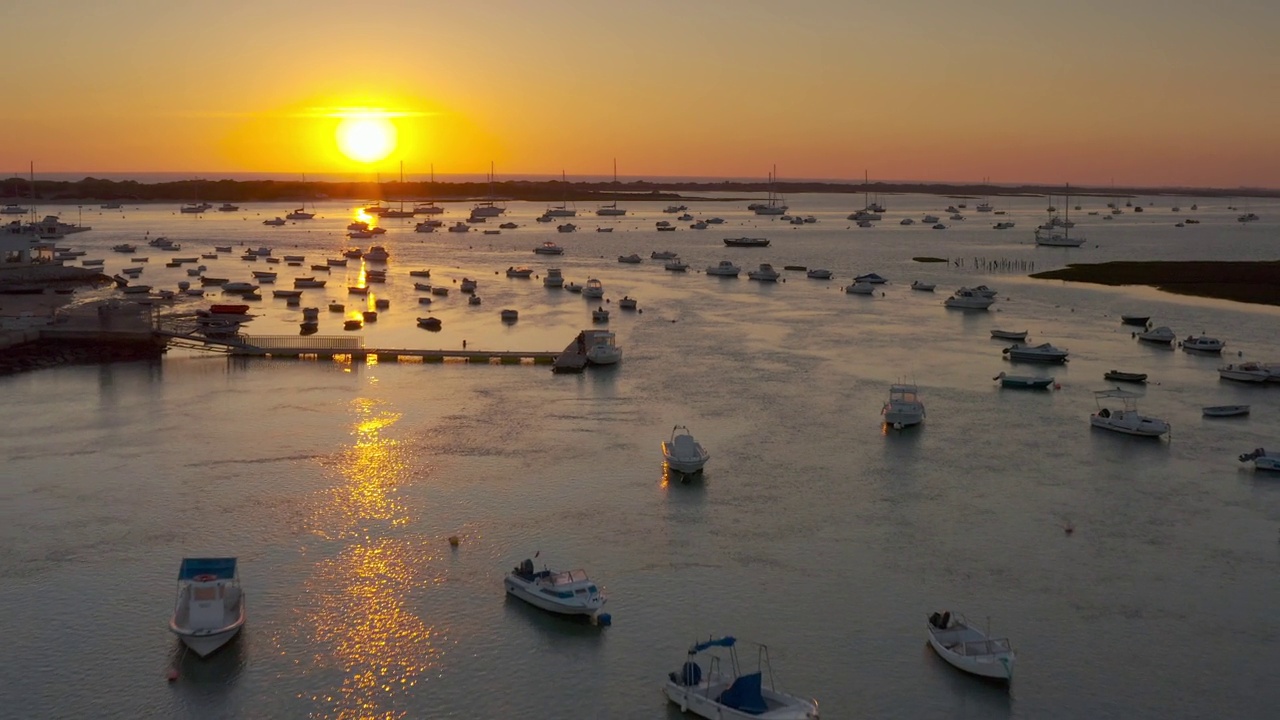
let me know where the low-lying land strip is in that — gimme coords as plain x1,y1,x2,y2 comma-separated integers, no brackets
1031,260,1280,307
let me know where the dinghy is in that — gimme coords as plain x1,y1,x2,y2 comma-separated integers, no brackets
926,611,1015,683
168,558,246,657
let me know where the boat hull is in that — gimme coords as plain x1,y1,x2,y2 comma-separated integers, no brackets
926,633,1014,682
1090,415,1169,437
169,606,245,658
663,679,819,719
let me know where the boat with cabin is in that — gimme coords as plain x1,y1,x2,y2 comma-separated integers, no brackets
1218,362,1270,382
882,383,925,429
503,556,607,620
706,261,741,277
747,264,780,282
1137,326,1176,345
1182,335,1224,353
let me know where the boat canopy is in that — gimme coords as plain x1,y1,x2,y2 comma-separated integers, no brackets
719,672,768,714
691,636,737,653
178,557,237,580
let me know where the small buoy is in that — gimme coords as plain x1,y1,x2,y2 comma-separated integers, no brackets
1064,522,1075,535
1053,382,1062,390
596,612,612,626
448,535,459,547
166,669,179,682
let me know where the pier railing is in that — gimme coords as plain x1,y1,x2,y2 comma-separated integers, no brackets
242,335,364,351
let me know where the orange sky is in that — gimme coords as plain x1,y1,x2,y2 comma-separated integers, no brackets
4,0,1279,187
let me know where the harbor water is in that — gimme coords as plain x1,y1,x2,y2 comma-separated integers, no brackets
2,193,1279,718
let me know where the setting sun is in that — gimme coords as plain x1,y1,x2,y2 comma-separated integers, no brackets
335,114,398,164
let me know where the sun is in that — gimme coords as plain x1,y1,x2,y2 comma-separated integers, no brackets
336,115,398,163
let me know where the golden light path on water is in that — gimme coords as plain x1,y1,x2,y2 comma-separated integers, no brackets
289,396,448,720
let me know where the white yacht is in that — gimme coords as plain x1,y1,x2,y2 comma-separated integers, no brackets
583,278,604,298
583,329,621,364
503,557,607,620
706,261,741,277
664,636,818,720
926,611,1015,682
1091,389,1170,438
882,384,925,429
662,425,710,476
747,264,780,282
168,558,246,657
1003,343,1069,363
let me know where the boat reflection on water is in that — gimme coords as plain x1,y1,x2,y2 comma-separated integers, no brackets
289,397,447,719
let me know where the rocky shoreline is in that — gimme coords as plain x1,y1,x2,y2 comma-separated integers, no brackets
0,337,166,376
1030,260,1280,307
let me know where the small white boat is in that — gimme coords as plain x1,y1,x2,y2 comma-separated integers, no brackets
665,259,689,272
1181,335,1225,353
618,254,642,264
1239,448,1280,472
1137,326,1176,345
583,278,604,298
844,282,876,295
168,558,246,658
910,281,935,292
1204,405,1250,417
990,329,1028,341
1004,343,1069,363
663,636,818,720
993,371,1054,389
944,290,995,310
1218,363,1270,382
806,269,832,280
619,296,638,310
534,241,565,255
566,282,583,293
506,266,534,278
926,612,1015,682
504,557,607,620
706,261,742,277
747,264,780,282
583,329,621,364
662,425,710,476
882,383,925,429
1091,389,1170,438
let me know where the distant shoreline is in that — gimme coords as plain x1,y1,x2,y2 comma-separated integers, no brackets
1030,261,1280,307
3,176,1277,204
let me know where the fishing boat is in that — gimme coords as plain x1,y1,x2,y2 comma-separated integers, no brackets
168,558,246,658
882,383,925,429
926,611,1015,682
1239,448,1280,472
723,237,771,247
583,278,604,298
993,372,1054,389
1091,389,1170,438
662,425,710,476
503,556,607,620
663,636,818,720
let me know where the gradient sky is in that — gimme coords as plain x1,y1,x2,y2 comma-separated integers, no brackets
4,0,1279,186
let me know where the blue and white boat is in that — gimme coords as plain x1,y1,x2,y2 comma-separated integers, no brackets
168,557,246,657
664,636,819,719
504,557,607,620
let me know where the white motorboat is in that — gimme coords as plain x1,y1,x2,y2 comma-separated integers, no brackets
364,245,390,262
583,278,604,298
993,371,1055,389
566,282,583,293
944,290,995,310
1181,335,1224,353
910,281,935,291
1219,362,1269,383
926,612,1015,682
1091,389,1170,438
665,259,689,272
990,329,1028,341
1004,343,1069,363
592,307,610,323
169,558,246,658
844,282,875,295
506,266,534,278
961,285,999,298
882,383,925,429
1239,448,1280,472
504,557,607,620
806,269,833,279
583,329,621,364
543,268,565,288
534,241,564,255
662,425,710,476
747,264,780,282
706,261,742,277
618,254,642,264
664,636,818,720
1137,326,1176,345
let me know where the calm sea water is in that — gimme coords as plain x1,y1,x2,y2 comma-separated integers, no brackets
2,193,1279,719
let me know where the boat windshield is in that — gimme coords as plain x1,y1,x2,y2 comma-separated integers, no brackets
550,569,591,586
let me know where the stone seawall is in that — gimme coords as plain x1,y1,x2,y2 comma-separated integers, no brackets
0,336,166,376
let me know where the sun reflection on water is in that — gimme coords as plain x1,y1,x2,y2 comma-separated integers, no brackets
290,397,448,719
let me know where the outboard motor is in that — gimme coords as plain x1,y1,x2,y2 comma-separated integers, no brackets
519,559,534,577
940,611,951,629
929,612,942,628
668,661,702,687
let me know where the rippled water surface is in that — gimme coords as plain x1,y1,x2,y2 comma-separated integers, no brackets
2,193,1279,719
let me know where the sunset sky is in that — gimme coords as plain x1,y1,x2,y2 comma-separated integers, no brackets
4,0,1279,187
